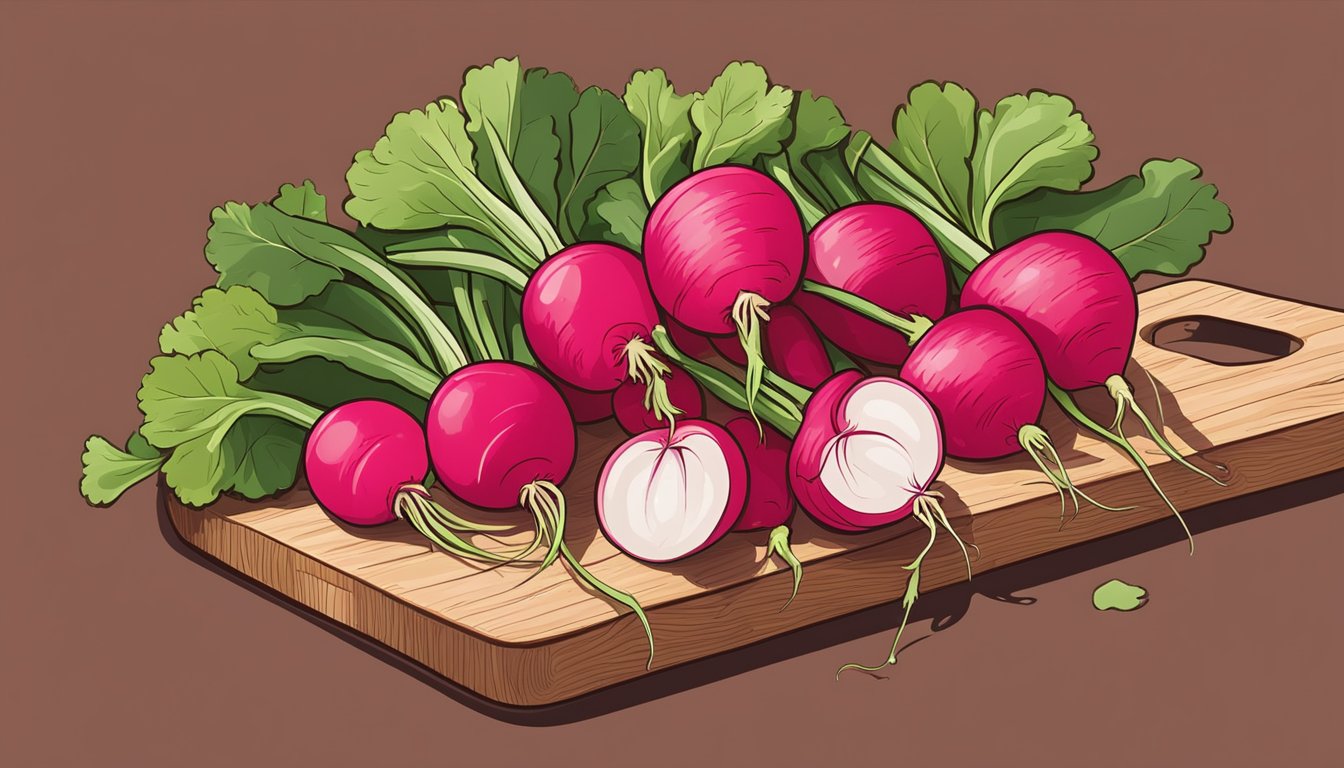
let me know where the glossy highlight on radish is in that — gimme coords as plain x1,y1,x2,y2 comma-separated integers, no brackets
794,203,948,365
644,166,806,420
304,400,513,562
725,417,802,609
597,420,746,564
523,243,681,433
426,361,654,664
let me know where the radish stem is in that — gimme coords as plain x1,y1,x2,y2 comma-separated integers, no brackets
1105,375,1228,487
799,279,933,344
622,336,683,437
766,524,803,611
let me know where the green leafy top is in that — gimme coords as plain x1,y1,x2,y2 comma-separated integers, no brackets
273,180,327,222
992,158,1233,278
891,81,978,227
624,68,697,205
691,61,793,169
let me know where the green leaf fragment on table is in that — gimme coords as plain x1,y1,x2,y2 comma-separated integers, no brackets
556,86,641,243
1093,579,1148,611
969,91,1097,244
991,158,1234,278
80,432,164,505
272,180,327,222
891,81,979,225
691,61,793,169
623,68,697,204
585,178,648,250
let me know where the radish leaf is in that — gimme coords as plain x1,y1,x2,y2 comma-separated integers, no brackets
556,86,640,243
892,81,978,227
586,178,647,250
691,61,793,169
206,202,342,306
991,158,1233,278
159,286,279,379
80,432,164,506
623,68,697,205
272,180,327,222
968,92,1097,245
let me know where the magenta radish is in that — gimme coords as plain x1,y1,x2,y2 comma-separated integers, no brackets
554,379,615,424
960,232,1224,545
711,334,748,366
725,417,802,609
304,399,514,561
900,308,1121,520
523,242,681,432
762,304,833,389
665,316,718,361
426,361,654,664
793,203,949,365
643,165,806,419
613,364,703,435
597,419,746,563
651,326,972,675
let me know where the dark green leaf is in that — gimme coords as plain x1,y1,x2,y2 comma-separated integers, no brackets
205,202,342,305
556,86,641,242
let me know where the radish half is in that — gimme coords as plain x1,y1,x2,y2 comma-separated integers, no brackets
597,420,746,563
644,166,805,420
523,243,682,433
725,416,803,609
426,361,654,664
304,399,514,562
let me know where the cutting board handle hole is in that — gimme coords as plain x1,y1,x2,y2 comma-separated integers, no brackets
1141,315,1303,366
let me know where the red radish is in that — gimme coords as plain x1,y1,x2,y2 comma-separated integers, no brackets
900,308,1121,520
960,231,1223,545
711,334,748,366
793,203,948,365
762,304,833,389
426,361,654,664
597,420,746,563
665,316,718,361
613,365,704,435
523,243,681,432
304,399,513,561
725,417,802,609
554,379,614,424
644,166,806,419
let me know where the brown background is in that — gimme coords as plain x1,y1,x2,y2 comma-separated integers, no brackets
4,1,1342,765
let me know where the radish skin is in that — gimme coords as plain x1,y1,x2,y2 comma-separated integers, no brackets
554,379,614,424
644,166,805,421
762,304,833,389
725,417,802,609
426,362,654,664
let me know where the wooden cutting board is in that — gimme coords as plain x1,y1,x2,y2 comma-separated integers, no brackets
164,280,1344,707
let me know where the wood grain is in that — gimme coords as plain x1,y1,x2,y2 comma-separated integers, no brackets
164,280,1344,706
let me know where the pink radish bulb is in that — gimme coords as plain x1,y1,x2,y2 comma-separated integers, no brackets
793,203,948,365
554,379,614,424
787,371,972,677
762,304,833,389
665,316,718,361
613,364,704,435
644,166,806,418
711,334,748,366
900,308,1118,519
304,400,513,562
725,417,802,609
427,361,654,664
960,231,1223,537
523,243,681,431
597,420,746,563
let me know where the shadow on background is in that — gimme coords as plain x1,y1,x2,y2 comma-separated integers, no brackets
158,469,1344,727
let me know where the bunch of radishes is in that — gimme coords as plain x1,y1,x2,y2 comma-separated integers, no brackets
299,158,1225,675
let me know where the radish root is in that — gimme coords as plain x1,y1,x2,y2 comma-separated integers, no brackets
766,524,803,611
1017,425,1133,525
393,485,526,564
836,494,974,678
1106,375,1227,488
622,336,683,437
732,291,773,435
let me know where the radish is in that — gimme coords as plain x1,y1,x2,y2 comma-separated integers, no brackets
960,231,1225,546
597,420,747,563
711,333,748,366
651,327,972,675
304,399,515,562
426,361,654,664
612,364,704,435
554,379,615,425
762,303,833,389
643,165,805,421
665,316,718,361
900,307,1122,520
523,242,681,433
724,417,803,609
793,203,949,365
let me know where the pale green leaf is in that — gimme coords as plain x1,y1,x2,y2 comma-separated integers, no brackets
892,81,978,226
692,61,793,169
272,180,327,222
623,68,697,204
